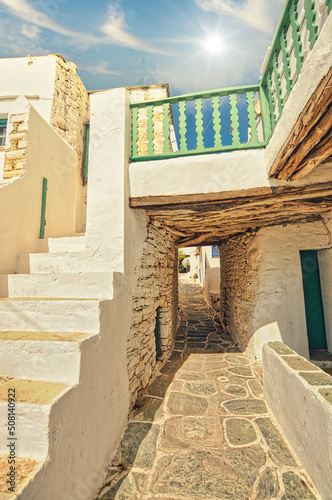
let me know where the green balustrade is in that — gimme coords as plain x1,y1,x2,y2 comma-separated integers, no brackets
130,0,330,161
131,84,263,161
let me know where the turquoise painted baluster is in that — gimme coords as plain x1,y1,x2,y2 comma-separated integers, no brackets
162,103,171,154
178,100,188,152
304,0,318,49
290,0,304,77
146,105,154,156
229,93,240,147
267,69,277,131
132,107,139,158
212,95,222,149
272,51,284,116
246,92,259,145
195,97,204,152
280,26,292,98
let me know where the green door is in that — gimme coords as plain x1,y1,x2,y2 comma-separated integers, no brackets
300,250,327,350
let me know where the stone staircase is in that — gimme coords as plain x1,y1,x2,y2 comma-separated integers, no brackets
0,235,113,499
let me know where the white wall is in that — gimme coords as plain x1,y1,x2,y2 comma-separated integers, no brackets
248,219,332,360
0,99,78,273
0,56,57,124
263,342,332,500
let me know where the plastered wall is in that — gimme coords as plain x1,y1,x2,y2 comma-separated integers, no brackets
0,100,77,273
220,217,332,361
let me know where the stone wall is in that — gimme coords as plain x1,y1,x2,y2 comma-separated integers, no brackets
219,232,258,349
219,218,332,361
51,56,90,232
127,220,178,406
3,113,28,179
127,84,170,157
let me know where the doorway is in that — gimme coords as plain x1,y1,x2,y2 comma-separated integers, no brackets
300,250,327,351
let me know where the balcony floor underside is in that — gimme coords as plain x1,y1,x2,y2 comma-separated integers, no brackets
269,67,332,181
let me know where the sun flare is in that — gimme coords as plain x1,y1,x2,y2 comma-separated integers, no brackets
204,34,223,54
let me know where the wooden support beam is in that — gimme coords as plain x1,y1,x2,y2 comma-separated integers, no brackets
130,181,332,210
292,128,332,180
269,67,332,180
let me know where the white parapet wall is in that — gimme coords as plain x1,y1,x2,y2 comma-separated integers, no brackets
0,98,78,273
263,341,332,500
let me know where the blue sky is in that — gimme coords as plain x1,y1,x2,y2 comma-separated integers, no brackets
0,0,284,95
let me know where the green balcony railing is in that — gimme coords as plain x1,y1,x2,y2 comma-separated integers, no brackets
260,0,331,141
131,0,331,162
131,85,265,161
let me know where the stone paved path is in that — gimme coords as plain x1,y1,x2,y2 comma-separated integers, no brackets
97,281,319,500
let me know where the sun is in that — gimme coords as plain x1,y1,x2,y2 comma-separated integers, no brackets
204,34,223,54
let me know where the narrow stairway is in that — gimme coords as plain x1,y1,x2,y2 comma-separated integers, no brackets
97,281,319,500
0,235,107,499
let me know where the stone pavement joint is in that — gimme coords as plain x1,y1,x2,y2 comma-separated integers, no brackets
96,282,319,500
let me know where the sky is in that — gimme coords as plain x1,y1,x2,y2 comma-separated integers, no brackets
0,0,284,96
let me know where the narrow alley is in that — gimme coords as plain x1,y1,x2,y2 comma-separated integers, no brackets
97,281,318,500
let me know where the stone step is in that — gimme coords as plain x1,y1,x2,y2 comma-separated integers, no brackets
0,298,102,333
0,456,41,498
0,378,70,460
0,272,113,299
16,252,90,274
37,235,85,253
0,331,95,384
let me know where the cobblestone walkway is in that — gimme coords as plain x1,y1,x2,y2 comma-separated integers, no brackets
97,281,319,500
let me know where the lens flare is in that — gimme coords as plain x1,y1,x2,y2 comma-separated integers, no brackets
204,34,223,54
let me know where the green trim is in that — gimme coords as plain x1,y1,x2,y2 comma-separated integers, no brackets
162,103,171,154
304,0,319,49
246,91,259,146
131,141,266,162
0,119,7,127
146,106,154,156
229,93,240,147
212,95,222,149
178,101,188,152
130,84,260,108
132,107,139,157
83,123,90,184
39,178,48,239
259,85,272,142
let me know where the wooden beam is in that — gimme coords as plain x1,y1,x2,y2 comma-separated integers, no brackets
277,109,332,180
130,181,332,210
291,128,332,180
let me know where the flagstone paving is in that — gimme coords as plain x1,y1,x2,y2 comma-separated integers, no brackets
97,281,319,500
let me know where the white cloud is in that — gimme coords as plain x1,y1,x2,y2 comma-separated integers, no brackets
0,18,46,56
0,0,81,37
81,62,121,76
101,4,168,54
21,23,41,39
194,0,282,35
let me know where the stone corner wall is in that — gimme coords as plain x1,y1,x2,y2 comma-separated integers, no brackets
51,57,90,179
3,113,29,179
51,57,90,231
127,220,178,407
127,84,170,157
219,232,258,350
